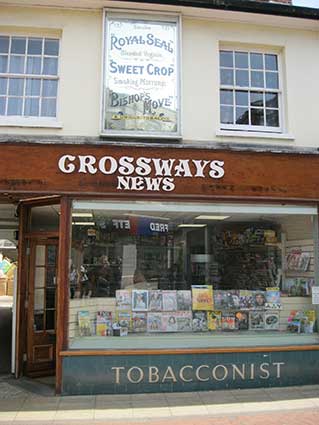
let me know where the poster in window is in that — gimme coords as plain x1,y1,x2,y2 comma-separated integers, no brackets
103,13,180,136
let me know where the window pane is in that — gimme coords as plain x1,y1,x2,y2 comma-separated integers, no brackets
41,98,56,117
251,71,264,88
266,109,279,127
46,267,56,287
46,310,55,330
265,92,278,108
235,52,248,69
0,97,5,114
43,57,58,75
251,108,264,126
34,288,45,310
24,97,39,116
236,107,249,125
220,105,233,124
7,97,23,115
235,91,248,106
34,311,44,331
28,38,42,55
47,246,57,266
44,39,59,56
26,57,41,75
9,78,24,96
25,78,41,96
11,37,26,54
250,53,263,70
0,36,9,53
235,70,249,87
35,267,45,288
220,68,233,85
42,79,58,97
220,89,233,105
265,54,278,71
9,55,25,74
46,287,56,308
250,92,264,107
0,56,8,73
0,78,7,95
219,50,233,68
266,72,279,89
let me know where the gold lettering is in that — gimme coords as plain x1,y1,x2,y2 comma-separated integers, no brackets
212,365,228,381
273,362,285,378
127,367,144,384
162,366,177,383
195,365,209,382
259,363,270,380
250,363,255,380
112,366,125,384
149,366,160,383
179,365,193,382
232,364,245,380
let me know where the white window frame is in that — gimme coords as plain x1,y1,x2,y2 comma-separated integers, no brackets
0,34,62,128
219,46,283,134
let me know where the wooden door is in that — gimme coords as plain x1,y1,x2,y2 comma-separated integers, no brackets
26,238,58,377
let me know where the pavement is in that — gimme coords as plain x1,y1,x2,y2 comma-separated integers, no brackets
0,377,319,425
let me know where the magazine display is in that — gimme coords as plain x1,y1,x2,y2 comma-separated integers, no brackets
287,310,303,333
148,290,163,311
116,311,131,330
177,290,192,311
302,310,316,334
132,312,147,332
221,313,236,331
253,291,267,309
283,278,314,297
207,311,222,330
116,290,131,310
235,311,249,330
239,290,255,309
264,312,280,330
214,290,229,309
265,288,281,309
96,311,113,336
78,311,91,337
249,311,265,330
176,311,193,332
147,313,162,332
286,250,310,272
162,313,178,332
192,285,214,310
192,311,208,332
132,289,148,311
162,290,177,311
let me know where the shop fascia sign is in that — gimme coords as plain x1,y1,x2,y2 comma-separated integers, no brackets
58,154,225,192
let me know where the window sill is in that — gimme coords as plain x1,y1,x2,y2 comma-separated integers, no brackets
0,117,63,129
216,130,295,141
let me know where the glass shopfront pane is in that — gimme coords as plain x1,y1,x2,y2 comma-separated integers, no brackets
68,201,319,350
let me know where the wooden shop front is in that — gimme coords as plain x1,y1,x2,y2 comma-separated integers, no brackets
1,142,319,395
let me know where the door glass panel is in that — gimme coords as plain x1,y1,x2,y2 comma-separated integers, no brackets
46,310,55,330
34,288,45,310
35,245,46,266
46,287,55,308
46,267,56,287
47,245,57,265
34,267,45,288
34,310,44,331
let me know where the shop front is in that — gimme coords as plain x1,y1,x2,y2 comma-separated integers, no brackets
1,142,319,395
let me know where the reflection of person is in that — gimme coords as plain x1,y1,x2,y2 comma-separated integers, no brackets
133,269,146,286
94,255,112,297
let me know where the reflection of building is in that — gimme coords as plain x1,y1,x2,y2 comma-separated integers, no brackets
1,0,319,396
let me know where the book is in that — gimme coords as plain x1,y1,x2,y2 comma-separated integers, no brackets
235,311,249,330
132,312,147,332
192,285,213,310
96,311,112,336
221,313,236,331
249,311,265,330
147,312,162,332
148,290,163,311
176,290,192,311
116,310,131,331
116,290,131,310
78,311,91,337
207,311,222,330
162,312,178,332
239,290,255,309
192,311,208,332
264,312,280,330
176,311,193,332
265,287,281,309
162,290,177,311
132,289,148,311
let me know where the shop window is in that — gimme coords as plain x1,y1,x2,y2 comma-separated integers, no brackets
68,201,318,350
0,36,59,119
219,49,282,133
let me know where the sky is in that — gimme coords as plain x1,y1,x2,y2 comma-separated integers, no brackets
293,0,318,8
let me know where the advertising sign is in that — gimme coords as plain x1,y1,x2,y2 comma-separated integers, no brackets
103,13,180,137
